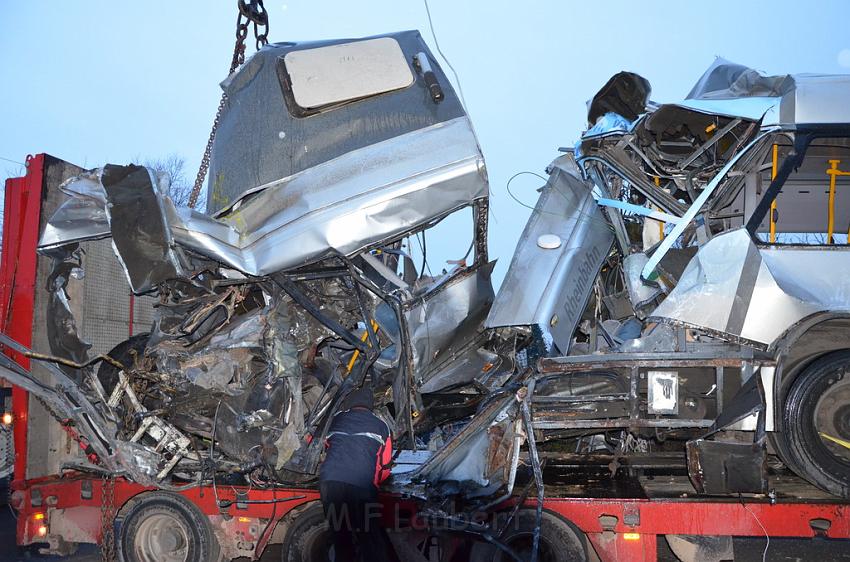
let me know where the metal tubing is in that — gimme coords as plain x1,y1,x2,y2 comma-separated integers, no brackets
825,159,850,243
643,131,773,281
520,390,544,562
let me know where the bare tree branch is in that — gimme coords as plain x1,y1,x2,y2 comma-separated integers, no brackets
144,154,203,210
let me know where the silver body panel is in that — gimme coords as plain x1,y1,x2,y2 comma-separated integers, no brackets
39,117,487,281
406,261,496,393
171,117,486,276
682,58,850,126
485,154,613,353
650,228,850,346
778,74,850,125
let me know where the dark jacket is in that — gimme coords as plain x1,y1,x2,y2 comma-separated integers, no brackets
319,408,391,489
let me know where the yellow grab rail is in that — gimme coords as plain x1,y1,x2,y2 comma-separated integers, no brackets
346,319,380,373
770,144,778,243
826,159,850,244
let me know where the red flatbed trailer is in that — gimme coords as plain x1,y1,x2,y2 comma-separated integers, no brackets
3,155,850,561
9,469,850,560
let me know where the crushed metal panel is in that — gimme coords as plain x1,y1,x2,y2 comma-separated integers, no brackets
650,229,758,336
417,334,500,394
39,117,487,277
170,117,487,275
681,58,850,125
397,388,524,499
650,228,850,346
38,172,110,250
485,153,614,353
101,165,186,293
405,261,495,393
686,58,795,101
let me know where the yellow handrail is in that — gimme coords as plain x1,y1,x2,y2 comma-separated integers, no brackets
770,144,778,243
826,159,850,244
346,320,380,373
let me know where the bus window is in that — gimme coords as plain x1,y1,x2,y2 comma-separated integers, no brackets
752,136,850,245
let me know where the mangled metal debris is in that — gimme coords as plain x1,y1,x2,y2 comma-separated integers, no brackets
0,31,526,505
5,34,850,522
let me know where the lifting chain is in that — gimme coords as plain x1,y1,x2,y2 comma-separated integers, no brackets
100,474,116,562
189,0,270,209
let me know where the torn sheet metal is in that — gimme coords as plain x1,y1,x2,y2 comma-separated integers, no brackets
486,153,613,354
405,261,495,392
101,165,188,293
398,387,524,500
650,228,850,346
39,172,110,250
687,58,796,101
42,247,91,368
681,57,850,125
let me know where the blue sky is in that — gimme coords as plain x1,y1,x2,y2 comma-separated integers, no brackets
3,1,850,284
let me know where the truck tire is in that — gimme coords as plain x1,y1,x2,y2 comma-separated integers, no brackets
280,501,334,562
469,509,587,562
781,350,850,498
116,491,221,562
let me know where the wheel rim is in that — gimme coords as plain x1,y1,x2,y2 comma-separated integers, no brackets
133,513,190,562
814,376,850,464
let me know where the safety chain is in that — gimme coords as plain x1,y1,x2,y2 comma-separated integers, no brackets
100,474,116,562
189,0,270,209
32,394,65,427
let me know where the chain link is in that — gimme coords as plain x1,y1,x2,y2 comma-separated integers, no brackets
32,394,65,427
100,474,116,562
189,0,270,209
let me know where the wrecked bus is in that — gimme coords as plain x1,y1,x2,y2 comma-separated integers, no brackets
490,59,850,499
